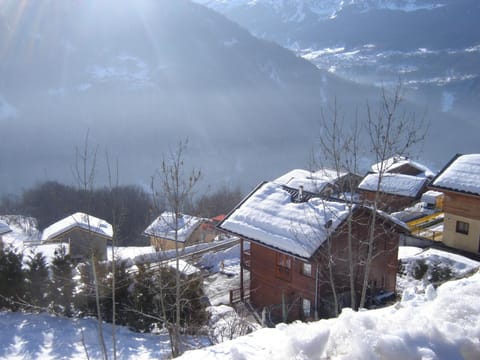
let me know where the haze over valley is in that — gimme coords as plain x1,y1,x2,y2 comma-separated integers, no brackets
1,0,479,194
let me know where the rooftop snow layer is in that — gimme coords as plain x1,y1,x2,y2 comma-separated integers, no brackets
371,155,435,178
0,221,11,235
220,182,351,258
42,212,113,241
432,154,480,195
274,168,346,193
359,173,428,197
166,259,200,276
144,212,204,243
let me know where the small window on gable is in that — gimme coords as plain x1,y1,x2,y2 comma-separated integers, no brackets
302,298,311,318
456,220,469,235
302,262,312,277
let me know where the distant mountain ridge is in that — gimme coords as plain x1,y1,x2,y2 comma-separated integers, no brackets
193,0,480,160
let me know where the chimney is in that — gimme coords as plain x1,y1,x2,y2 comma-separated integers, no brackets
298,185,304,201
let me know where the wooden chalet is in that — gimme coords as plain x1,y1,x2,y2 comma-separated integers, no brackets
41,212,112,261
358,173,430,212
429,153,480,254
218,182,408,322
145,212,215,251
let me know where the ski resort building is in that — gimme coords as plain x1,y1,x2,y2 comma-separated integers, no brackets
429,153,480,254
41,212,113,261
219,181,408,322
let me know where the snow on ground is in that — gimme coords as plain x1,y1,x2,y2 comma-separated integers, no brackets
0,311,210,360
200,244,244,306
0,216,40,247
180,270,480,360
397,246,480,293
199,243,241,275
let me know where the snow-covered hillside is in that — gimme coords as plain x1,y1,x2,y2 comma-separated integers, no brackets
193,0,444,21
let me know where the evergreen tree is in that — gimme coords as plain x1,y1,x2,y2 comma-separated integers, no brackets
25,252,50,309
49,246,74,316
128,263,157,332
102,259,131,326
0,247,25,310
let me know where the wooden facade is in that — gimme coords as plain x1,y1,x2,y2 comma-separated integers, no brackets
44,227,109,261
429,154,480,254
359,189,421,213
150,222,217,251
434,190,480,253
242,208,401,322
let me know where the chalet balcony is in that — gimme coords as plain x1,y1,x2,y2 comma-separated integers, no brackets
242,249,251,270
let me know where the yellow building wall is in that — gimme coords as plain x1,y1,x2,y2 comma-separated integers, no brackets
443,213,480,253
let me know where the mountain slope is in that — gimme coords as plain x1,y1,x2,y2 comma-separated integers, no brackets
0,0,378,194
193,0,480,138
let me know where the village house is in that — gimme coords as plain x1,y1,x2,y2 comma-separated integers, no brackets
41,212,113,261
429,153,480,254
274,168,362,199
371,155,435,179
218,181,408,322
145,212,216,251
358,172,430,212
357,155,434,213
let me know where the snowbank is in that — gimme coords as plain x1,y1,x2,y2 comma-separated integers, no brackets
180,271,480,359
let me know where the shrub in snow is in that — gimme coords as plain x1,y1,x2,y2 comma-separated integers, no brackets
207,305,256,344
128,263,208,334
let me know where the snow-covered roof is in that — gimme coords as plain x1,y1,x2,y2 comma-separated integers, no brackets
371,155,434,178
274,168,347,193
219,182,352,259
42,212,113,241
359,173,428,198
166,259,200,276
0,221,12,235
144,212,204,243
431,154,480,196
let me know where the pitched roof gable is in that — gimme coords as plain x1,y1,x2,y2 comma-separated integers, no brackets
42,212,113,241
0,221,12,235
144,212,204,243
430,154,480,196
274,168,347,193
371,155,434,178
359,173,428,198
219,182,351,259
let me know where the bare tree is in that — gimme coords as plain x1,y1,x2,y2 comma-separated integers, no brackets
151,139,201,357
73,132,108,360
314,84,427,311
359,85,427,308
313,99,361,311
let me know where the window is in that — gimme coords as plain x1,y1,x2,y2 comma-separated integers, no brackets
276,253,292,281
456,220,469,235
302,262,312,277
302,298,311,318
